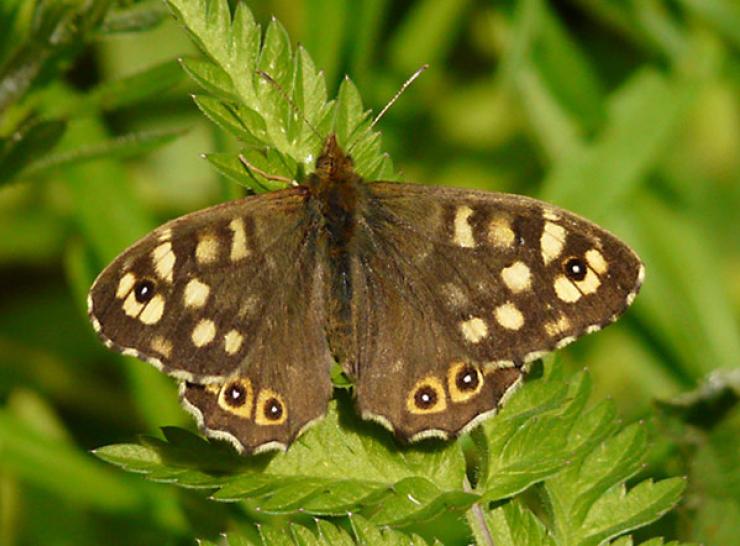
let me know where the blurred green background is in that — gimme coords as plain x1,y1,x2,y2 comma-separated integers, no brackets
0,0,738,544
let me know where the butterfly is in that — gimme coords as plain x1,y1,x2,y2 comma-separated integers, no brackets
88,134,644,454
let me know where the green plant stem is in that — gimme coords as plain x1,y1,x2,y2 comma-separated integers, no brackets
465,476,495,546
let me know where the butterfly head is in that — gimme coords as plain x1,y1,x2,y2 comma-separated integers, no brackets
313,134,355,182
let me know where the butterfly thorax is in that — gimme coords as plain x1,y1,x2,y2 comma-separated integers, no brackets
306,134,362,253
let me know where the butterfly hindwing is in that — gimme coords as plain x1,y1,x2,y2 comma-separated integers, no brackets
347,182,643,440
88,188,335,452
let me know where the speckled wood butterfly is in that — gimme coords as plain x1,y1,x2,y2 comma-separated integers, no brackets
88,134,644,454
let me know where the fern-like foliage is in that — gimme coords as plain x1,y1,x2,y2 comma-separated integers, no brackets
93,1,690,544
198,514,440,545
167,0,395,192
97,360,686,543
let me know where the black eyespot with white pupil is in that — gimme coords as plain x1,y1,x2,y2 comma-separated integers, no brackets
414,385,438,409
456,366,480,392
133,279,156,303
564,257,587,281
224,383,247,407
264,398,283,420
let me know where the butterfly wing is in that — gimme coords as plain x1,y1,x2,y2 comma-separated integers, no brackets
88,188,334,453
179,243,332,453
349,182,644,441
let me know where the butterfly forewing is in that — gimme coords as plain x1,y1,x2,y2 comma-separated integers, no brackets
346,182,643,440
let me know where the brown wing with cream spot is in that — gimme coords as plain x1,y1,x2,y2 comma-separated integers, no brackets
89,187,335,453
88,188,321,381
178,242,334,454
348,182,643,441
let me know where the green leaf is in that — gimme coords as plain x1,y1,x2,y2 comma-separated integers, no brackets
484,498,555,546
653,373,740,546
0,409,141,511
98,0,167,34
623,196,740,377
388,0,474,72
192,95,254,142
0,118,66,186
208,515,436,545
303,0,348,87
349,513,434,545
204,152,274,193
257,16,293,153
167,0,395,181
81,60,184,113
679,0,740,49
21,127,185,177
607,535,698,546
0,0,110,114
540,69,697,221
180,56,237,100
542,420,685,545
579,478,686,546
479,366,616,502
97,398,471,526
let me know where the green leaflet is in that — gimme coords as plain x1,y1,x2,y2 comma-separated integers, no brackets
94,360,683,539
166,0,395,184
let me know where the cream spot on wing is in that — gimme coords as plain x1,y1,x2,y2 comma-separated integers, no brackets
184,278,210,308
586,324,602,334
139,295,165,324
494,302,524,330
122,293,144,317
483,360,516,374
151,335,172,358
488,216,515,248
460,317,488,343
157,228,172,242
205,383,220,395
443,283,468,308
229,218,250,261
90,315,102,333
196,233,219,264
152,242,175,283
554,275,582,302
575,269,601,295
543,208,560,221
545,314,571,336
541,222,566,264
585,248,608,275
191,319,216,347
238,295,260,317
501,261,532,293
224,329,243,355
116,272,136,299
453,206,476,248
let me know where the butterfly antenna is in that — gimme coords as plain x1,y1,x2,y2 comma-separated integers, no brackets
369,64,429,130
257,70,323,141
